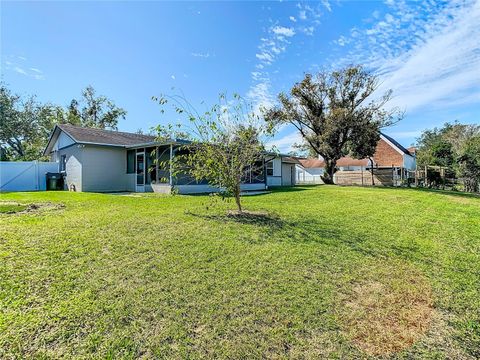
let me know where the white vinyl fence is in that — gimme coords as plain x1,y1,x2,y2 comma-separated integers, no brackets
0,161,59,192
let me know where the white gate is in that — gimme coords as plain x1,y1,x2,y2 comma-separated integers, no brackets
0,161,59,192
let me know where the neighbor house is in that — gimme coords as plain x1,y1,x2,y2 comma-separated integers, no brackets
43,124,296,193
295,132,416,184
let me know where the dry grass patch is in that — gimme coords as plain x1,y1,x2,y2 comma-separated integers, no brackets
340,261,433,356
0,201,64,215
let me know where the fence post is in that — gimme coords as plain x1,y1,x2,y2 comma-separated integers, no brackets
425,165,428,187
35,161,39,190
415,165,418,187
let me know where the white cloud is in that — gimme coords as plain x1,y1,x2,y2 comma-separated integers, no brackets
256,52,274,63
191,52,211,58
251,71,262,80
4,56,44,80
384,13,394,23
303,26,314,36
14,66,27,75
271,26,296,37
248,3,327,113
377,0,480,111
171,75,176,80
331,0,480,113
266,132,303,153
321,0,331,12
335,35,350,47
247,81,275,114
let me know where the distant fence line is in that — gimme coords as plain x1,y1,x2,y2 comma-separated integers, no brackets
297,165,477,194
335,168,404,187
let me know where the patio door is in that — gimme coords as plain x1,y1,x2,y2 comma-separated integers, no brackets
136,152,145,192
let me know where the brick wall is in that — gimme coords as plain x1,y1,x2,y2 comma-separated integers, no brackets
373,139,403,167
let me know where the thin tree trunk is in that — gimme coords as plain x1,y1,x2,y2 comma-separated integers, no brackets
234,185,242,212
369,157,375,186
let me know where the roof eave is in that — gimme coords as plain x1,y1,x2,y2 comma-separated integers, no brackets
125,139,191,149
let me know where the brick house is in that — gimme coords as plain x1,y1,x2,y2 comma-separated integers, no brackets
295,132,416,185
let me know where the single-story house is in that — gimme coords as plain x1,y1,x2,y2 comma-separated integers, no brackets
295,158,324,184
295,132,416,184
43,124,296,193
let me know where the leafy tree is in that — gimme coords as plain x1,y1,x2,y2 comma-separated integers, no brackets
264,66,401,184
66,86,126,129
416,125,455,168
416,122,480,192
153,94,268,212
0,86,60,160
0,84,127,160
458,135,480,193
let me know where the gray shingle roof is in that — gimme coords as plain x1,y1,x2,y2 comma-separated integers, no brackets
58,124,156,146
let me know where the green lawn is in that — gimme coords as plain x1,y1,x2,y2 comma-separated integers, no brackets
1,186,479,359
0,203,27,214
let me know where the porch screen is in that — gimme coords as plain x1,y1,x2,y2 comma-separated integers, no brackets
127,150,135,174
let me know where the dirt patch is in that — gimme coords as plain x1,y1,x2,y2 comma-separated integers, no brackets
226,209,270,217
340,261,433,356
0,201,65,215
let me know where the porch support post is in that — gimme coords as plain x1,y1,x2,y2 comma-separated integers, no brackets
169,144,173,186
155,146,159,184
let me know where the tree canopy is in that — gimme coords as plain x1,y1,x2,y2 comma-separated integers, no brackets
66,86,126,130
0,84,126,161
264,65,401,184
416,122,480,192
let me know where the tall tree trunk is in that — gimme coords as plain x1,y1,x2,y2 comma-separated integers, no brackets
321,160,336,184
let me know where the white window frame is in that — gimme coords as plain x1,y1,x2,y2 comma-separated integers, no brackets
60,154,67,172
266,160,274,176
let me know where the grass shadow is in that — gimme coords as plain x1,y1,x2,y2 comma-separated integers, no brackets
187,209,286,229
268,186,317,194
367,186,480,200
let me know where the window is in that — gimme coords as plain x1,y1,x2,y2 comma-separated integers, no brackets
60,155,66,172
127,150,135,174
266,160,274,176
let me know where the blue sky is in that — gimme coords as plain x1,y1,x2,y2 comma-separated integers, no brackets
2,0,479,152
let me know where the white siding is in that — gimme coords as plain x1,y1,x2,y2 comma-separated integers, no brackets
266,156,282,187
281,163,295,186
296,165,324,184
266,176,282,187
403,154,416,170
338,166,363,171
271,157,282,176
